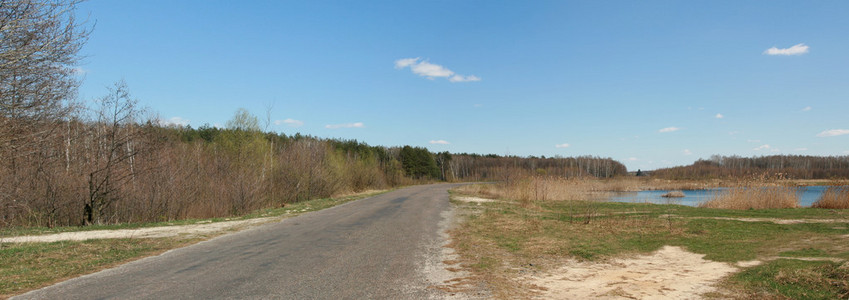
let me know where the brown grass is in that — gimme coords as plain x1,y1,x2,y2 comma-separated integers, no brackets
699,187,799,210
812,186,849,209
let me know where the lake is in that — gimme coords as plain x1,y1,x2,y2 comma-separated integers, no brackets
607,186,835,207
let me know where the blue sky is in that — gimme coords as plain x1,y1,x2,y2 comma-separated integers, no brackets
74,1,849,171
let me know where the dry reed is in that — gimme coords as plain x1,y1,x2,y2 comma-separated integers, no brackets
812,186,849,209
699,187,799,210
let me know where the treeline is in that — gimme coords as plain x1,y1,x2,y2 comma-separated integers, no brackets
652,155,849,180
448,154,628,181
0,83,628,228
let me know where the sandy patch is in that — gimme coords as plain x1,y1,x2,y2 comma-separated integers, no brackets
735,260,763,268
774,256,846,263
665,216,849,225
525,246,738,299
454,196,497,203
710,217,849,224
0,217,276,243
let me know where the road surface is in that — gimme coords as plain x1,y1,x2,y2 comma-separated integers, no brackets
15,184,464,299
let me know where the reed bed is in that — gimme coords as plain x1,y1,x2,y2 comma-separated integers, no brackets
455,177,593,202
698,187,799,210
812,186,849,209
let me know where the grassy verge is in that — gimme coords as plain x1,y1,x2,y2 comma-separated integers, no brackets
0,237,199,298
0,189,390,238
449,187,849,299
0,189,389,298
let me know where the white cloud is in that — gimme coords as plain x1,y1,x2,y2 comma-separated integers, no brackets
715,113,724,119
394,57,420,69
764,43,809,56
817,129,849,137
628,157,638,161
753,144,771,151
410,61,454,78
325,122,364,129
158,116,190,127
395,58,480,83
449,75,481,82
801,106,812,112
683,149,693,155
274,118,303,127
659,127,680,133
555,143,570,148
429,140,450,145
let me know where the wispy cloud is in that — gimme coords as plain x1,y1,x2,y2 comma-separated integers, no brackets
817,129,849,137
555,143,570,148
449,75,481,83
394,58,420,69
158,116,190,127
715,113,724,119
325,122,364,129
683,149,693,155
753,144,772,151
429,140,450,145
764,43,809,56
274,118,303,127
801,106,812,112
628,157,638,161
658,127,680,133
395,58,480,83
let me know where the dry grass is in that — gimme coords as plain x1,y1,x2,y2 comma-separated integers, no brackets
812,186,849,209
699,187,799,210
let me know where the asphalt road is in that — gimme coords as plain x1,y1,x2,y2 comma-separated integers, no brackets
15,184,464,300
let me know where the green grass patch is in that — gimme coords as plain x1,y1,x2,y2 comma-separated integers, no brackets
780,248,830,258
0,238,197,298
732,259,849,299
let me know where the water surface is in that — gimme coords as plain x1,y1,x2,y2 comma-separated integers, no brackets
607,186,834,207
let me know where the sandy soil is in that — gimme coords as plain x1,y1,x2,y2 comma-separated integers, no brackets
453,196,497,203
0,217,277,243
524,246,738,299
693,216,849,224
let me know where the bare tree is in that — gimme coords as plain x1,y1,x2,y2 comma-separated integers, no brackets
0,0,90,158
84,81,142,224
